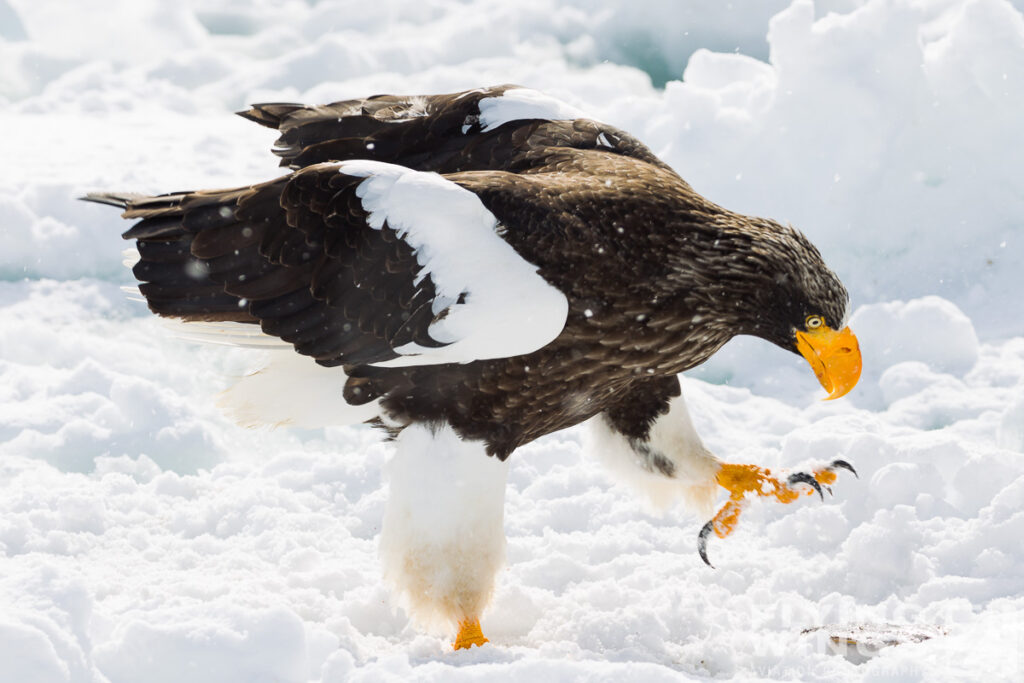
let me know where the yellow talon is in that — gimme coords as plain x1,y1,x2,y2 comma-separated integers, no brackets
698,459,857,566
815,468,838,486
453,618,489,650
717,463,801,504
696,462,856,569
711,462,843,538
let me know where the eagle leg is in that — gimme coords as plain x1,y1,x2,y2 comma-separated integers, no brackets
697,459,857,567
453,618,489,650
380,423,508,650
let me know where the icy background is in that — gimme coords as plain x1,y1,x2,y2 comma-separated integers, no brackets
1,0,1023,681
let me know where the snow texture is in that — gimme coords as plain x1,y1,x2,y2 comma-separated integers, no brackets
1,0,1023,681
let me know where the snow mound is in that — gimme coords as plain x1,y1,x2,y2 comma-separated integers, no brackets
610,0,1024,338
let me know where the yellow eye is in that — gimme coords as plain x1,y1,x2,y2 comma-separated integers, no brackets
806,315,825,329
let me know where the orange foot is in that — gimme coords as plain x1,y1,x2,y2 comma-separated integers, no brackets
697,459,857,567
453,618,489,650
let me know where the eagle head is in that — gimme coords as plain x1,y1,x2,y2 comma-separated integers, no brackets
744,219,862,400
662,211,862,400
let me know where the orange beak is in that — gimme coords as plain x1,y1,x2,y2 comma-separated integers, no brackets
795,325,862,400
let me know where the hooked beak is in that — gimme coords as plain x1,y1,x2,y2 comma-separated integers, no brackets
795,325,862,400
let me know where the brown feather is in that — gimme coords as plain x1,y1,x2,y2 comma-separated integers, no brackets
89,85,851,460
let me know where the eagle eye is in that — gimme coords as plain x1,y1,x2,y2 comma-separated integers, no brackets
805,315,824,329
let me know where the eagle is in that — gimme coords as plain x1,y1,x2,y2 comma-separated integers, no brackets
87,84,861,650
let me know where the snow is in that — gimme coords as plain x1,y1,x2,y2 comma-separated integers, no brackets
1,0,1023,681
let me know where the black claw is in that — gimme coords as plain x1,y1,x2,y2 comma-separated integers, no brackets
788,472,824,500
697,520,715,568
696,461,855,569
830,459,858,478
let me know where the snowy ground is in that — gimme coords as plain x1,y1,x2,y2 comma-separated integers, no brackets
2,0,1023,681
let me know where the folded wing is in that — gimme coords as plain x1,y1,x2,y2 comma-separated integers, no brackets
92,160,569,370
238,84,670,173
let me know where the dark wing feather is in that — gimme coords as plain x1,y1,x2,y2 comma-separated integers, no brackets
93,165,448,367
237,84,671,173
88,84,675,375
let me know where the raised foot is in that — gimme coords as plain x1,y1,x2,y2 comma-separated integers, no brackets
453,618,489,650
697,459,857,567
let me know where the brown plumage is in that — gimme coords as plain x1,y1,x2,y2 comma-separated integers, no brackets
88,84,850,459
87,84,864,645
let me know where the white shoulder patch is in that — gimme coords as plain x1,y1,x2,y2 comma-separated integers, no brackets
338,160,569,367
477,88,593,132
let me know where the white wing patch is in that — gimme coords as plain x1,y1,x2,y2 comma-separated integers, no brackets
339,159,569,367
477,88,592,132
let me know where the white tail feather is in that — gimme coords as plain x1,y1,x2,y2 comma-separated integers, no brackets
218,351,380,428
162,320,293,349
164,322,380,427
120,284,146,303
138,321,380,428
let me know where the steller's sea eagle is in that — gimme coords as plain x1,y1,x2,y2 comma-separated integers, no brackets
86,84,861,650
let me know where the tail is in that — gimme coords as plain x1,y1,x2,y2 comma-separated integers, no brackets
83,187,383,429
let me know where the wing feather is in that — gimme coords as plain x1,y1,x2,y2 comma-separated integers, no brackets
237,85,670,173
109,159,569,369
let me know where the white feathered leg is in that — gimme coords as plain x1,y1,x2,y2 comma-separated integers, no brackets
587,383,856,567
379,423,509,648
586,391,721,515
